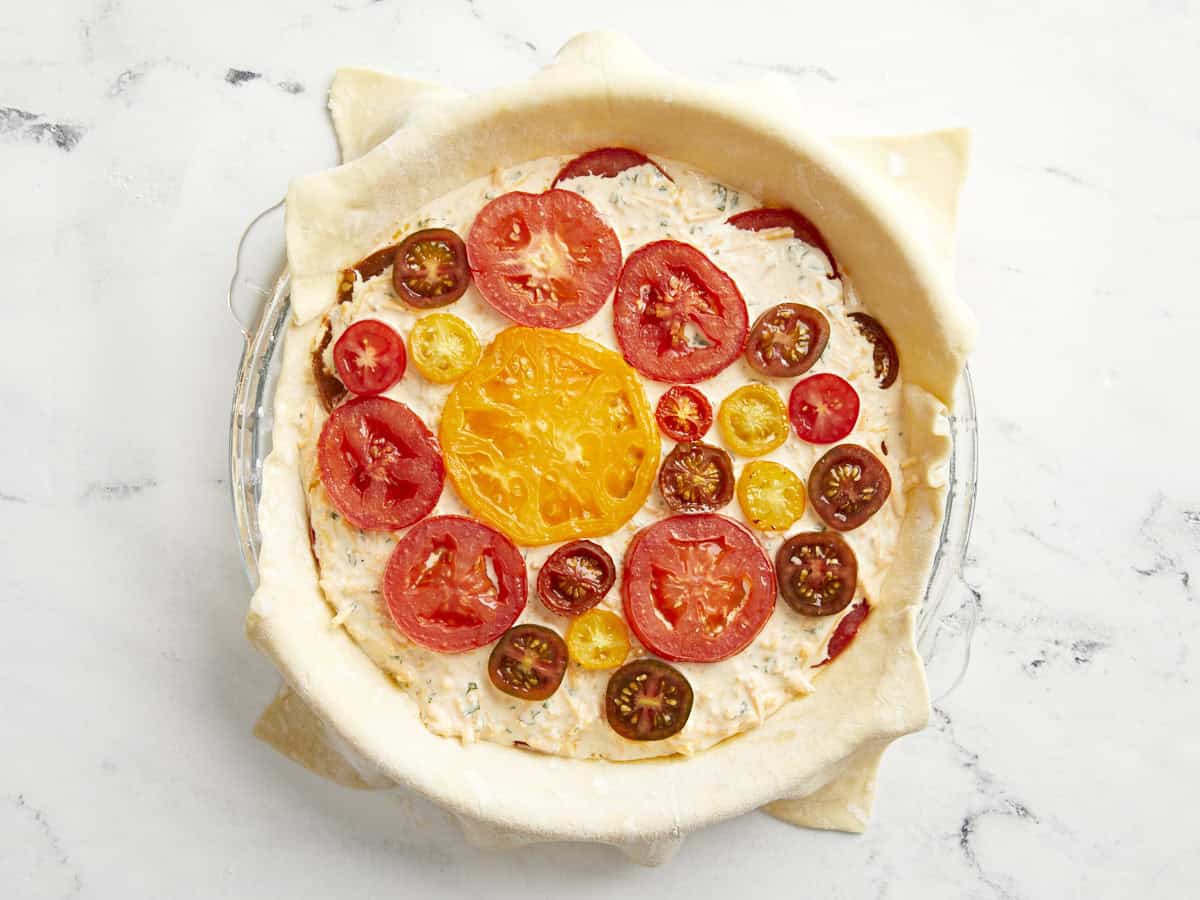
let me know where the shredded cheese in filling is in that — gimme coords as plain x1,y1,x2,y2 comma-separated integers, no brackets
299,155,907,761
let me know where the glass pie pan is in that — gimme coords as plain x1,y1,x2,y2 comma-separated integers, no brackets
228,200,979,724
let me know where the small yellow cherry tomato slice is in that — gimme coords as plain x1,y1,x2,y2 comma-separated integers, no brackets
737,460,806,531
718,383,789,457
566,608,631,670
407,313,481,383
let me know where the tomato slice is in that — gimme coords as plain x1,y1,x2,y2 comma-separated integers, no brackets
332,319,406,396
605,659,693,741
312,321,348,412
467,190,622,328
393,228,471,309
536,540,616,616
613,240,749,384
552,147,670,187
718,383,789,457
727,207,839,278
566,609,630,670
849,313,899,389
788,373,860,444
317,396,444,532
655,385,713,443
658,441,734,513
383,515,526,653
745,303,830,377
407,313,481,383
737,460,806,531
808,444,892,531
487,624,568,700
622,513,776,663
775,532,858,616
817,601,871,666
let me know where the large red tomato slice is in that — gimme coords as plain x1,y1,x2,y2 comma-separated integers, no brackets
613,241,748,383
622,513,776,663
317,396,444,531
383,515,527,653
466,190,622,328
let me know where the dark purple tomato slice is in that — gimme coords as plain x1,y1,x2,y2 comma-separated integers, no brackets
605,658,693,741
658,441,734,513
487,624,568,700
808,443,892,531
848,312,900,389
775,531,858,616
745,303,830,377
536,540,616,616
393,228,471,309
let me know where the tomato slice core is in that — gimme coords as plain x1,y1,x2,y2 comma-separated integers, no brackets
383,515,527,653
788,373,860,444
622,514,776,662
613,240,748,383
467,190,622,328
317,396,443,532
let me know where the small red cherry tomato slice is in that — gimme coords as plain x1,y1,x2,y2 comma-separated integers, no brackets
775,531,858,616
613,240,749,384
658,441,734,513
622,513,776,663
817,601,871,666
383,515,526,653
312,321,347,412
317,396,444,531
332,320,407,396
467,190,622,328
487,624,568,700
605,659,693,741
745,303,830,377
808,443,892,531
552,147,670,187
849,312,900,389
393,228,471,309
655,385,713,442
727,207,839,278
788,373,860,444
536,540,616,616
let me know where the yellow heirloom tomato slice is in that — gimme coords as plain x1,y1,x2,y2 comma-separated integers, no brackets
718,383,789,457
566,609,631,670
737,460,806,531
408,313,481,383
440,327,660,546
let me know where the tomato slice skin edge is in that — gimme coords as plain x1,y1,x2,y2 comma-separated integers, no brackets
552,147,671,187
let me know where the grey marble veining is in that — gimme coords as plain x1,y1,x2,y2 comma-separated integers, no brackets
1,0,1197,896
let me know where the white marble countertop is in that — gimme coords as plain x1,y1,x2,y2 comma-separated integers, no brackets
3,1,1198,896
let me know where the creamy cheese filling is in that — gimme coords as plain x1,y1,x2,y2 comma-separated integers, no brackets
297,155,908,761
